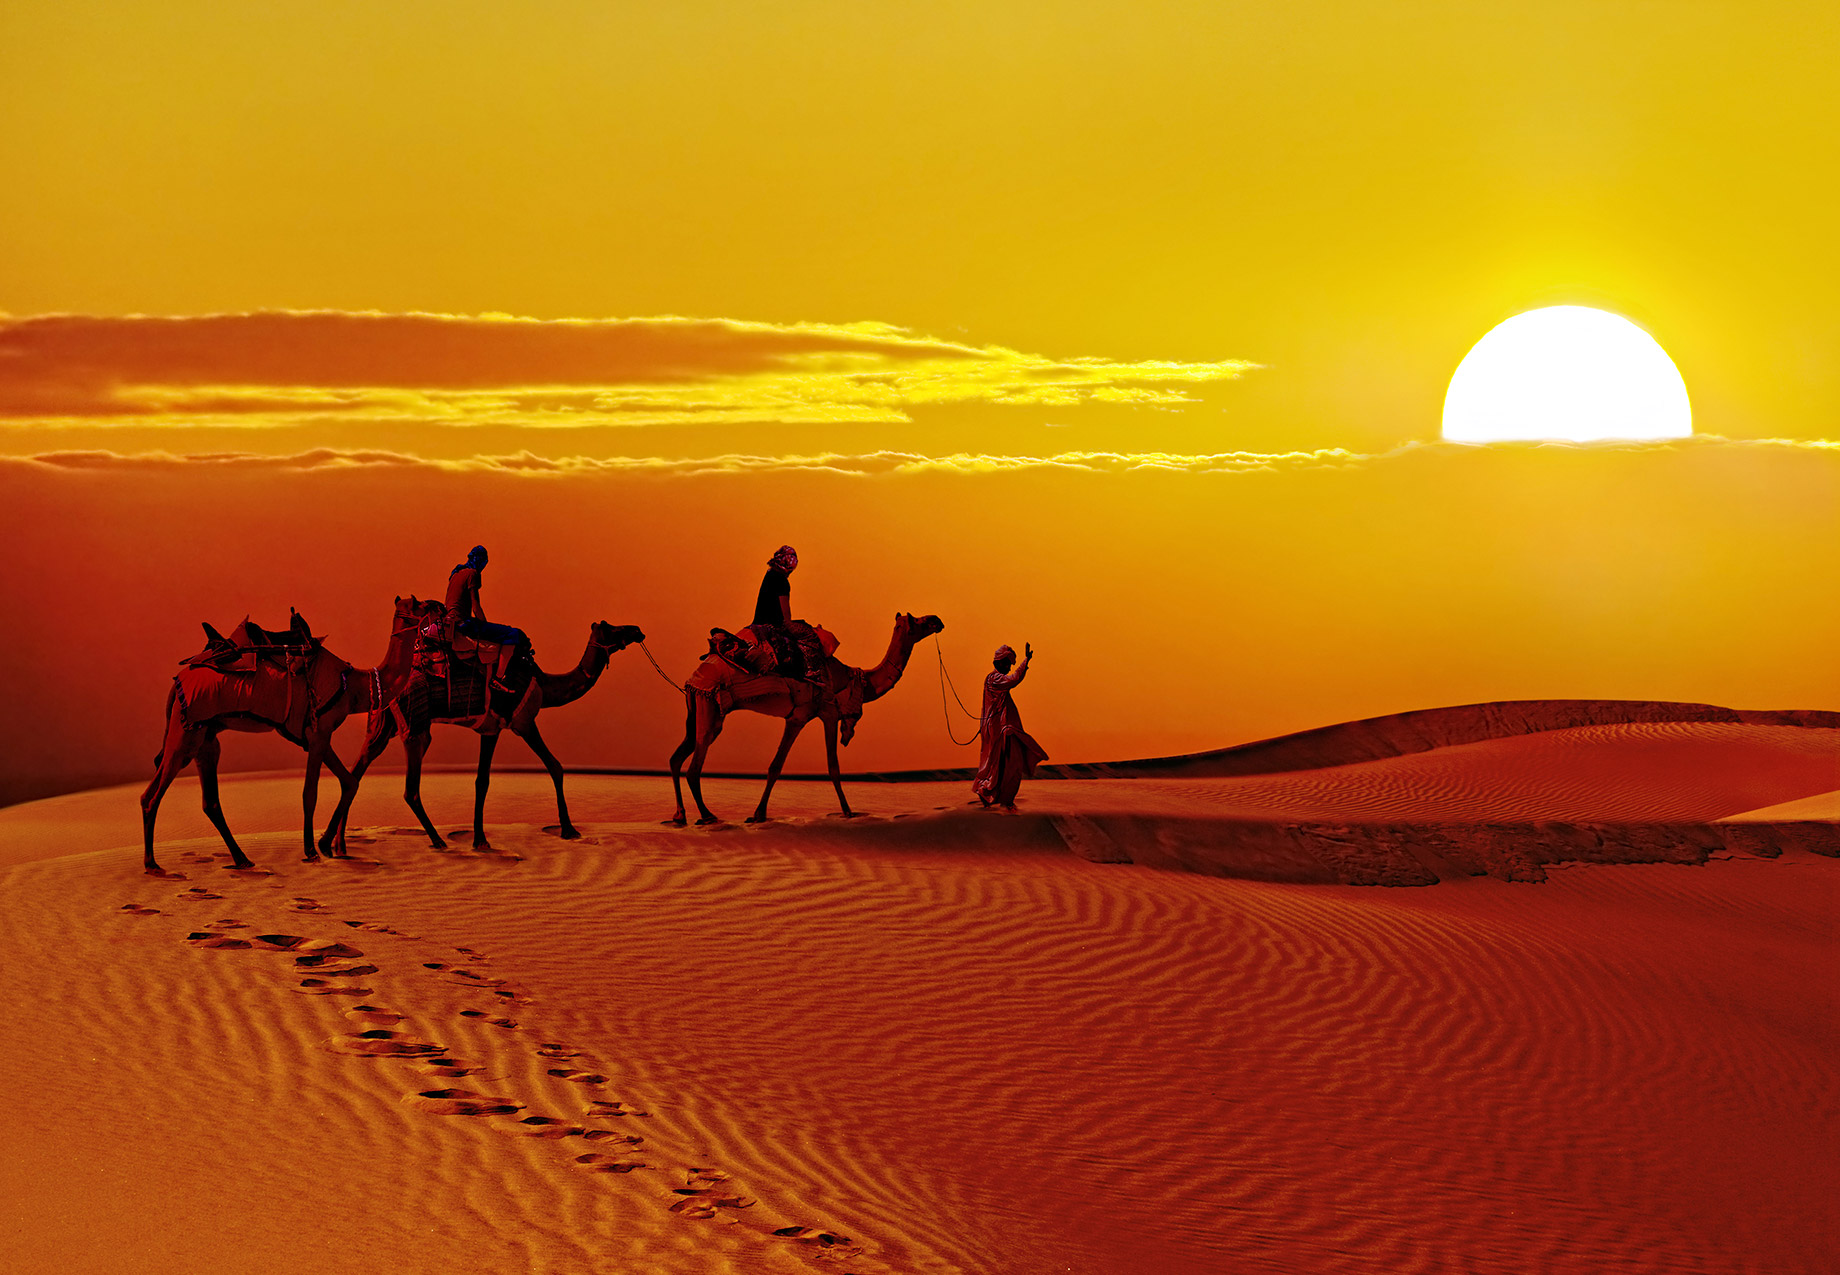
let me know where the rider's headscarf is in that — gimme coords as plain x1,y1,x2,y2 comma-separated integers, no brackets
769,545,798,572
452,544,489,576
993,644,1016,665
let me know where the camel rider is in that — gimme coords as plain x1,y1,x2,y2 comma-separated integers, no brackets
445,545,529,685
752,545,825,686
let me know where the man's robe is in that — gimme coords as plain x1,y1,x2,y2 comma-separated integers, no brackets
972,665,1048,807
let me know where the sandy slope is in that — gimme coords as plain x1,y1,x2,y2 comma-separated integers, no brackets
2,722,1837,1274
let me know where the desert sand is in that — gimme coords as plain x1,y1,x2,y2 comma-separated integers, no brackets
2,712,1836,1274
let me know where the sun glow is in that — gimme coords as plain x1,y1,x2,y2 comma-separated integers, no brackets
1441,306,1691,443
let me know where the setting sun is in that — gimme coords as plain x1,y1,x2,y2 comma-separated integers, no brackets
1442,306,1692,443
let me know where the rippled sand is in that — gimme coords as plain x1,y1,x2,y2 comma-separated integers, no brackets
3,723,1836,1273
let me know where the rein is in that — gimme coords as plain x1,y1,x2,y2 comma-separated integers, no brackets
636,639,684,693
934,636,982,747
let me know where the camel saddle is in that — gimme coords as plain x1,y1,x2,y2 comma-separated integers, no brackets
706,623,838,677
179,611,323,673
413,618,524,687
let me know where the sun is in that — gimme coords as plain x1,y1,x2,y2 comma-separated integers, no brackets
1441,306,1692,443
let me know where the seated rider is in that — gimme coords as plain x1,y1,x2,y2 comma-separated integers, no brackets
751,545,825,687
444,545,529,684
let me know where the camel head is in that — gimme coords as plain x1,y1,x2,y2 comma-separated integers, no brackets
902,612,946,640
592,621,645,653
393,595,445,640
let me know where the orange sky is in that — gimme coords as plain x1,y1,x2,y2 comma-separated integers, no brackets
1,1,1836,803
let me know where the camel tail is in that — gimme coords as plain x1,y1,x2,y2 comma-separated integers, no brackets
152,678,181,767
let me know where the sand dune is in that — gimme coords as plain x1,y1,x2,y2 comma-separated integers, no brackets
2,713,1836,1274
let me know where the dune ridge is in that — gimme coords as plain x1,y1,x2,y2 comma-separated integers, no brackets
826,699,1840,783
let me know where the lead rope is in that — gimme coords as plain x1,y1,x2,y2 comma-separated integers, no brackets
637,639,684,693
935,636,982,747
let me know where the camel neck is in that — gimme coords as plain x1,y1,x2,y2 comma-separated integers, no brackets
862,621,917,702
535,636,609,708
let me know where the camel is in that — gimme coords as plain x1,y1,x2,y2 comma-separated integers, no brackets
669,611,945,826
329,620,644,853
141,595,443,874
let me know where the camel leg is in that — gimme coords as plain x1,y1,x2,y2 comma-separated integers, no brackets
747,716,808,823
401,730,446,848
519,720,578,839
195,732,255,869
300,738,330,863
667,693,697,826
686,697,724,825
323,712,392,852
317,747,356,859
141,719,202,874
472,731,501,851
822,716,855,818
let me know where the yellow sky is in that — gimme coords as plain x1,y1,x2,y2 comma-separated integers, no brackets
3,0,1837,451
2,2,1837,803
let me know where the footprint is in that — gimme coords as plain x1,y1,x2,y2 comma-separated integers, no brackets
413,1056,485,1077
772,1226,852,1247
670,1186,752,1219
546,1069,607,1085
299,961,381,978
405,1089,523,1116
119,904,162,916
342,1005,405,1027
177,887,224,902
535,1044,580,1061
506,1116,587,1140
326,1030,446,1057
213,919,249,929
456,1012,518,1029
293,978,374,996
253,934,307,950
290,897,327,910
300,940,365,959
448,970,505,986
186,931,253,949
572,1153,647,1173
584,1100,649,1119
580,1131,642,1145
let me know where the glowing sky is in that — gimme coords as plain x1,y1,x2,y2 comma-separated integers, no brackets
1,1,1836,803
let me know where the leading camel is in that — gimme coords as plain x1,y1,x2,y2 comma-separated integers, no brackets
669,611,944,825
329,620,644,853
141,595,442,874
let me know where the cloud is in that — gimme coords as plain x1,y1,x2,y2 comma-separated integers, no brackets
0,310,1255,428
3,446,1373,478
6,435,1832,480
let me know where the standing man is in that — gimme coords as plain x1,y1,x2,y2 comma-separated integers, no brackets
973,643,1048,810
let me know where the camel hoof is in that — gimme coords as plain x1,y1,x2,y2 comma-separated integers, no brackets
695,815,720,826
559,826,582,841
429,838,448,850
302,851,320,863
745,814,768,824
665,815,687,827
